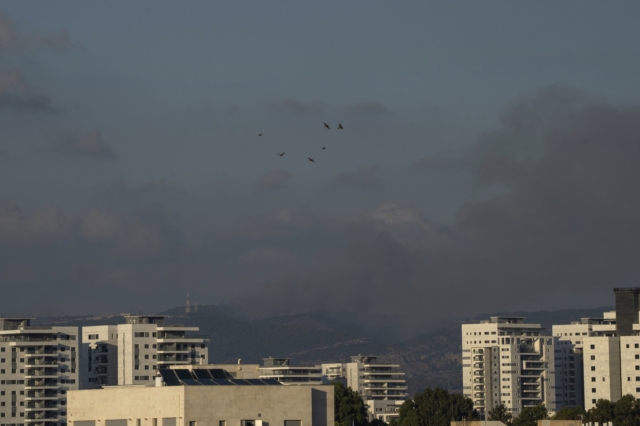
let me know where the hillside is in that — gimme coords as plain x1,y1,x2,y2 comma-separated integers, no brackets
36,305,613,396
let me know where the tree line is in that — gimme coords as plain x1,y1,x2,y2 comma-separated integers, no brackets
334,383,640,426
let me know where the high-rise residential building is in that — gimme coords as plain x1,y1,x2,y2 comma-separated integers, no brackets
0,318,80,426
461,317,561,416
81,315,208,388
551,314,616,409
259,358,323,385
321,356,407,423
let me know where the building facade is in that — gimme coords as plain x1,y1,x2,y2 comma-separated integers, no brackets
321,356,407,423
82,316,208,388
259,358,322,385
551,314,617,409
0,318,80,426
462,317,561,416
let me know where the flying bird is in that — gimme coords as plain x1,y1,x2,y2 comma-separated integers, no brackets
278,152,285,157
308,157,315,163
258,133,262,136
338,124,343,129
322,147,326,150
323,122,330,129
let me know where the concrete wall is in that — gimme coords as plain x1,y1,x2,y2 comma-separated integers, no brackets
69,386,185,425
68,385,334,426
583,336,621,410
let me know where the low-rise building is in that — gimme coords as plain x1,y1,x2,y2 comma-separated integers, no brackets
68,366,334,426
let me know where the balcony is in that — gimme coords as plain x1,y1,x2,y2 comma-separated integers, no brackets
25,350,57,357
25,379,58,389
25,403,58,411
26,412,59,421
25,368,59,378
157,344,191,353
25,359,58,367
156,334,208,343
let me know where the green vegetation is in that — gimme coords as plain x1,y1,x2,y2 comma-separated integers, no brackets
333,382,369,426
392,388,478,426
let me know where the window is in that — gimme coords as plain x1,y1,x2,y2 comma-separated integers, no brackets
592,399,597,404
592,377,596,382
137,420,141,426
153,420,158,426
145,365,149,370
591,355,595,360
135,376,139,380
189,422,196,426
145,355,149,359
219,421,226,426
636,366,639,371
636,355,639,360
592,388,597,393
241,421,255,426
134,366,139,370
591,366,596,371
145,345,149,349
591,345,595,349
636,344,639,349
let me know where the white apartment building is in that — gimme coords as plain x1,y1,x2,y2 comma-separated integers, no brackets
0,318,80,426
552,314,617,409
259,358,323,385
81,315,208,388
321,356,407,423
462,317,561,416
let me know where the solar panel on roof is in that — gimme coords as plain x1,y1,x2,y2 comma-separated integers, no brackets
212,379,234,385
260,379,282,385
245,379,267,385
196,379,218,385
159,369,182,386
174,369,195,380
208,369,229,379
193,369,213,380
230,379,251,385
180,379,203,386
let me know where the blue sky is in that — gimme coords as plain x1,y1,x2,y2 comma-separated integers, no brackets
1,2,639,331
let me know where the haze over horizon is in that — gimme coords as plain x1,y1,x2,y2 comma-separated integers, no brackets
1,2,640,336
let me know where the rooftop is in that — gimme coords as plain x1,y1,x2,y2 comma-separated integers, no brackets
159,368,282,386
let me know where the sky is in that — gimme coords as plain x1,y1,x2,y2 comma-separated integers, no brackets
1,2,640,337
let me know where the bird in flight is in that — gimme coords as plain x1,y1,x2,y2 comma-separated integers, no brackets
324,122,330,129
259,133,262,136
308,157,315,163
278,152,285,157
338,124,343,130
322,147,326,150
